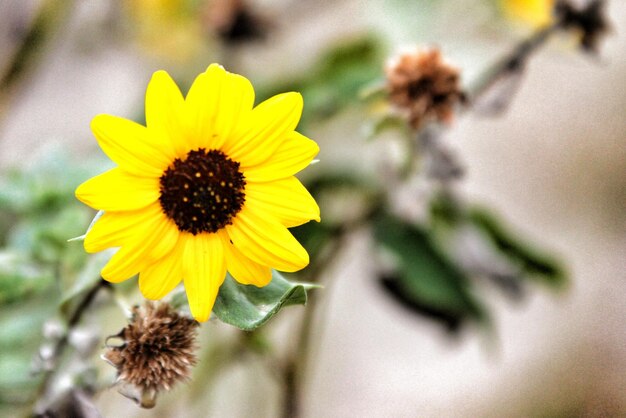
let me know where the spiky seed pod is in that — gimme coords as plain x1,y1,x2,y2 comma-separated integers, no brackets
385,47,464,130
103,301,199,408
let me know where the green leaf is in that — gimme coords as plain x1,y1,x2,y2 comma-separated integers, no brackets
468,208,567,288
374,214,486,326
212,271,318,331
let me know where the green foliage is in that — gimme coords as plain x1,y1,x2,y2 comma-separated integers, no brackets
429,193,566,289
173,271,319,331
0,250,55,305
213,271,318,331
259,34,384,128
374,214,486,330
0,297,55,409
468,207,566,288
296,170,566,332
0,352,38,401
0,154,95,273
0,152,99,308
0,151,101,410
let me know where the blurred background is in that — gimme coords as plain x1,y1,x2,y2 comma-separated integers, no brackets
0,0,624,417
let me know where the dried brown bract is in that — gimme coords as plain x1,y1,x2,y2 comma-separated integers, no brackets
385,47,464,130
555,0,610,54
103,301,199,408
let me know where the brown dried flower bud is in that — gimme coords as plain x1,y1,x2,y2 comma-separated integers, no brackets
385,47,464,130
103,302,199,408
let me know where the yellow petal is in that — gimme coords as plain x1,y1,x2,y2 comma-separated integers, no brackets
185,64,255,151
222,234,272,286
182,232,226,322
145,70,189,157
243,131,319,182
139,240,184,300
224,92,303,168
100,212,179,283
75,168,160,212
214,68,256,147
226,206,309,273
91,115,173,177
84,204,162,253
245,177,320,227
184,67,223,150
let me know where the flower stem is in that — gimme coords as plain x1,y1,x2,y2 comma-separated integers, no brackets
466,22,561,107
281,232,346,418
280,207,379,418
415,21,565,185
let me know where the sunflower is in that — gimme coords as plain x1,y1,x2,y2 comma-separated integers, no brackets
76,64,320,321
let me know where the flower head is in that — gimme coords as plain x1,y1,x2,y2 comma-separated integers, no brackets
104,302,198,408
385,47,464,130
76,64,320,321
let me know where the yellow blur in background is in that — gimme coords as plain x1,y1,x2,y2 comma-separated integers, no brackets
501,0,555,27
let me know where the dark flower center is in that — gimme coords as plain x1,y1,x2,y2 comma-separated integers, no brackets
159,149,246,235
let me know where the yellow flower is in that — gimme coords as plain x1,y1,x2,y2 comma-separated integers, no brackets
501,0,555,28
76,64,320,321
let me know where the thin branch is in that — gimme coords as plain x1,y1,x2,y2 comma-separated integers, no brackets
280,207,379,418
413,21,565,185
280,232,346,418
466,22,561,105
34,279,109,413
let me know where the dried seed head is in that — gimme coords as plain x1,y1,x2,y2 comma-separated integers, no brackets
103,302,199,408
555,0,609,54
385,47,464,130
